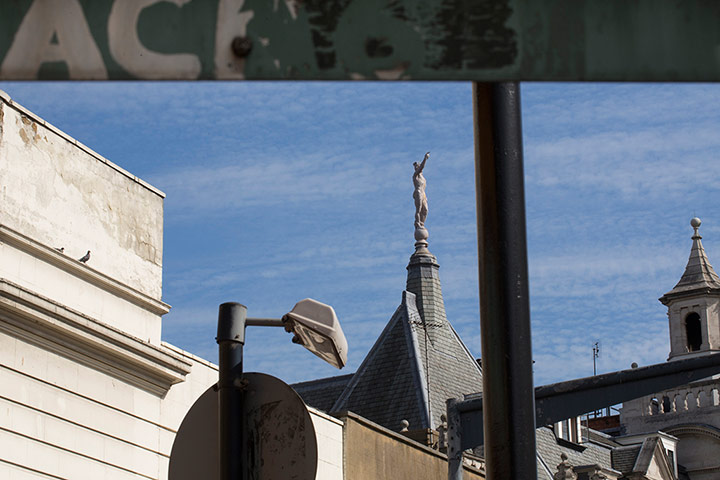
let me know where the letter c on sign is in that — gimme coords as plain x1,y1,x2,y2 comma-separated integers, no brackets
108,0,201,80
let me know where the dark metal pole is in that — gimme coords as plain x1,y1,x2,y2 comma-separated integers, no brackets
446,398,464,480
217,302,247,480
473,82,536,479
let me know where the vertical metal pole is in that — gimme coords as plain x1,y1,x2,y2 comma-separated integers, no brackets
217,302,247,480
473,82,536,479
446,398,464,480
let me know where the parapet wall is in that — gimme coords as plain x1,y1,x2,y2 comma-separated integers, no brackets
339,411,484,480
0,90,164,299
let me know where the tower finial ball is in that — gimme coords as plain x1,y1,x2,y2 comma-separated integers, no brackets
691,217,702,229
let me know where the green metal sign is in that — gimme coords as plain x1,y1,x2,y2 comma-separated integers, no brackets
1,0,720,81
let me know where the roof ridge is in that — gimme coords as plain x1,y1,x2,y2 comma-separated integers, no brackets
329,292,430,431
291,373,354,388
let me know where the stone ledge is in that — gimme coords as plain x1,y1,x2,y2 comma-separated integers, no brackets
0,279,191,396
0,224,170,315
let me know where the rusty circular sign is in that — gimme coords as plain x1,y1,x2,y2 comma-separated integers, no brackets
169,372,317,480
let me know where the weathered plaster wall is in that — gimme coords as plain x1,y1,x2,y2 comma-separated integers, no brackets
0,91,164,299
340,412,484,480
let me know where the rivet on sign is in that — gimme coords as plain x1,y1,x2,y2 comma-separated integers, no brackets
232,36,253,57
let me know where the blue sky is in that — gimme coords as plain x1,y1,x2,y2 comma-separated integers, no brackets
2,81,719,387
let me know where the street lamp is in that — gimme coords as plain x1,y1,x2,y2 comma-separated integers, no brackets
283,298,348,369
215,299,348,480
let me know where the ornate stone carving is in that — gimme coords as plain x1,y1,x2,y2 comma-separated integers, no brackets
554,453,577,480
436,413,448,451
589,466,608,480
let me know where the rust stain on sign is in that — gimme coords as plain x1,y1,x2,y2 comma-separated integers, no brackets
1,0,720,81
0,0,518,80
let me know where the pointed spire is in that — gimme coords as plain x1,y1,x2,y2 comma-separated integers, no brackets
407,251,447,328
662,217,720,302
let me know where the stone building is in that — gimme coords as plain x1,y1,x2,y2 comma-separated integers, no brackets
621,218,720,479
0,89,223,479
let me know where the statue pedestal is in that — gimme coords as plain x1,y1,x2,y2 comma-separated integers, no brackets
414,227,429,254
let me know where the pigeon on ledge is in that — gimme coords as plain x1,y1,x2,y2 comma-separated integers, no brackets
78,250,91,263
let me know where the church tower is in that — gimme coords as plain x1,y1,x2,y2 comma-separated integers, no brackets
660,217,720,360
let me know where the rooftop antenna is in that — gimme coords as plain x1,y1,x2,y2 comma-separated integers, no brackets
592,341,611,416
592,341,600,376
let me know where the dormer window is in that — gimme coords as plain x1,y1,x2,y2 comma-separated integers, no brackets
685,312,702,352
555,417,582,444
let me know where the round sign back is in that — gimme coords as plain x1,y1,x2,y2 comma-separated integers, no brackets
169,372,318,480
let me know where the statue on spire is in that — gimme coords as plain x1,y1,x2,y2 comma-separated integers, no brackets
413,152,430,253
413,152,429,229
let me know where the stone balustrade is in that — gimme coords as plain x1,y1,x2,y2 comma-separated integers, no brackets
635,379,720,416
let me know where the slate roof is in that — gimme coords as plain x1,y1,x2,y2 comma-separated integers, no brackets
329,250,483,431
292,374,353,413
611,435,673,478
329,293,431,430
535,426,615,480
662,220,720,302
611,444,642,475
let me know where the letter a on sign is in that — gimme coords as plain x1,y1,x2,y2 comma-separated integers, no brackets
0,0,108,79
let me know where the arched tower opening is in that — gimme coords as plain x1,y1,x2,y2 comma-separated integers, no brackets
685,312,702,352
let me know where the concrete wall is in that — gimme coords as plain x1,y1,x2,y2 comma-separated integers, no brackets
339,411,484,480
0,90,164,300
0,90,168,344
0,232,166,344
0,328,217,479
0,91,219,480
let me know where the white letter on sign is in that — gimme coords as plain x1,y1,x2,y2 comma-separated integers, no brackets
0,0,108,79
214,0,254,79
108,0,201,79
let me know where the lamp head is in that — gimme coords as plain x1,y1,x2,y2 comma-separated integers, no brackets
283,299,348,369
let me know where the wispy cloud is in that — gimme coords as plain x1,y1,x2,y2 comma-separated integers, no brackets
3,80,720,389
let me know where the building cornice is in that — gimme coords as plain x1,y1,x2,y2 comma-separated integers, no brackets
0,279,191,396
663,424,720,442
659,287,720,305
0,224,170,315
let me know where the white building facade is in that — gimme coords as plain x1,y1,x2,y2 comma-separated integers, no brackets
0,90,346,480
0,89,219,479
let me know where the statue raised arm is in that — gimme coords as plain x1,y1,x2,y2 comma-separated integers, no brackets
413,152,430,229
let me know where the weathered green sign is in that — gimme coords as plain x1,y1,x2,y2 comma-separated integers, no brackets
1,0,720,81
